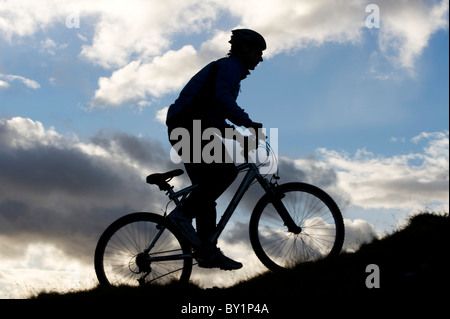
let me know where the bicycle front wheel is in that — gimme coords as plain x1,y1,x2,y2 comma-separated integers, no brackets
249,182,345,271
94,212,193,287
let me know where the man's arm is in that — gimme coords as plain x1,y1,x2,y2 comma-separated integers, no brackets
214,62,254,127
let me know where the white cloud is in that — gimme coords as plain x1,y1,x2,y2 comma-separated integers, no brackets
0,80,10,88
90,45,204,108
376,0,449,71
156,106,169,124
86,0,369,108
0,0,62,41
89,30,230,108
1,0,446,108
316,130,449,211
343,219,378,252
39,38,67,55
0,117,61,148
223,0,448,74
88,0,448,108
220,0,365,57
0,73,40,89
77,0,219,69
0,240,96,298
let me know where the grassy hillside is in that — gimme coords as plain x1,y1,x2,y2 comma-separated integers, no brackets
33,212,448,315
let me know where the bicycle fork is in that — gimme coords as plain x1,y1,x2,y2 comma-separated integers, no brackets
269,189,302,234
257,175,302,234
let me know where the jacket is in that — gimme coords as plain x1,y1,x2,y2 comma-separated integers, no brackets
166,54,253,132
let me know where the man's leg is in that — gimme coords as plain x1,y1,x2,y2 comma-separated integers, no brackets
168,126,242,269
183,160,237,244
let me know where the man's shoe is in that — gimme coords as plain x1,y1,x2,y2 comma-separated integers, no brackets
197,247,243,271
168,208,202,248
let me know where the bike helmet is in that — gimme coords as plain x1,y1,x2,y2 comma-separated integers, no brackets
229,29,267,50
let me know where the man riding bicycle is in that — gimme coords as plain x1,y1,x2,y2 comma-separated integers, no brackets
166,29,266,270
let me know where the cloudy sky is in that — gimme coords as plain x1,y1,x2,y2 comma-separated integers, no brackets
1,0,448,298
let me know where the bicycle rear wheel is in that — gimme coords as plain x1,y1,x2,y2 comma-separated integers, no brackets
95,212,192,287
249,182,345,271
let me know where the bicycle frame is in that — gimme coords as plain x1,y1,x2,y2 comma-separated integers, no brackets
144,161,300,266
142,163,261,264
130,166,300,283
164,161,300,247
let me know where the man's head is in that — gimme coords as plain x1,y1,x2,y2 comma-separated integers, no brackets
228,29,266,70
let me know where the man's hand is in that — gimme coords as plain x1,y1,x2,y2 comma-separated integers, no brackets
247,121,266,142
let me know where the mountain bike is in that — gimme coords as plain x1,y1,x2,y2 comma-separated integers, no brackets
94,138,345,287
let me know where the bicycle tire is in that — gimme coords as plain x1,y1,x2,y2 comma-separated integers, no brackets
94,212,193,287
249,182,345,271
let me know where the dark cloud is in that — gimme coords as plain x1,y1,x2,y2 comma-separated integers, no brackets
0,118,172,263
0,145,118,197
90,130,169,166
222,221,249,245
277,156,338,187
0,117,362,290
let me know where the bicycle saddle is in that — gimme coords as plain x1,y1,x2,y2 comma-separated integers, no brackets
146,169,184,190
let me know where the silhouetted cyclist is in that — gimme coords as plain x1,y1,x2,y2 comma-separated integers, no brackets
166,29,266,270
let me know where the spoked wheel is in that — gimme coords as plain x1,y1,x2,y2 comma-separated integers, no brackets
94,213,192,287
250,182,345,271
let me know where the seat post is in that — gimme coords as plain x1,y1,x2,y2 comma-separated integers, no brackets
167,187,180,205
